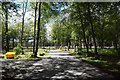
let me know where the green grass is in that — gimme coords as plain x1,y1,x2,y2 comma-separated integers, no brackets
0,48,49,60
82,57,120,73
77,48,120,56
1,52,35,60
70,51,120,74
70,52,84,57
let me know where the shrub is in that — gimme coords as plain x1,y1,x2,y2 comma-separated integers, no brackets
99,48,118,56
99,49,111,55
13,44,22,55
25,52,32,58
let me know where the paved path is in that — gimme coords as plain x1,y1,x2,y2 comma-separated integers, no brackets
45,50,75,58
1,50,114,80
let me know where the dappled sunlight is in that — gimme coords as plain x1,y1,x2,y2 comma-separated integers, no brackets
1,1,120,80
1,50,114,79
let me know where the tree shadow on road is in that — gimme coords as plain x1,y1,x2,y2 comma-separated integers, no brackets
1,57,116,80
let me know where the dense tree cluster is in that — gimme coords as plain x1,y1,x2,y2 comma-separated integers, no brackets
1,2,120,58
0,1,63,57
51,2,120,58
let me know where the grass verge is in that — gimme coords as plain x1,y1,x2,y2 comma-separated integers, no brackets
70,52,120,78
0,48,49,60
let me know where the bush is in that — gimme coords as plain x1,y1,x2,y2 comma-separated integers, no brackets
13,44,22,55
25,52,32,58
99,49,112,55
99,48,118,56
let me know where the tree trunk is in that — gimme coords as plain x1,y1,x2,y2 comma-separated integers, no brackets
34,2,41,57
2,22,5,50
5,9,9,52
100,39,104,49
77,3,89,56
87,3,98,58
12,38,14,48
33,2,38,54
73,37,76,52
25,40,29,49
89,36,92,49
27,41,28,49
43,37,45,48
113,39,118,49
21,0,28,54
80,18,89,56
21,2,25,53
67,42,70,51
79,39,82,48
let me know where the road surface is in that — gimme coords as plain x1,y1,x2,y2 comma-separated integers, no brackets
1,50,114,80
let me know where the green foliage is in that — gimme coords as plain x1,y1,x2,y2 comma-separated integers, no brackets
116,48,120,55
99,49,113,55
1,2,120,57
13,44,22,55
83,57,108,64
51,20,72,46
72,48,120,56
98,48,120,56
25,52,33,58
